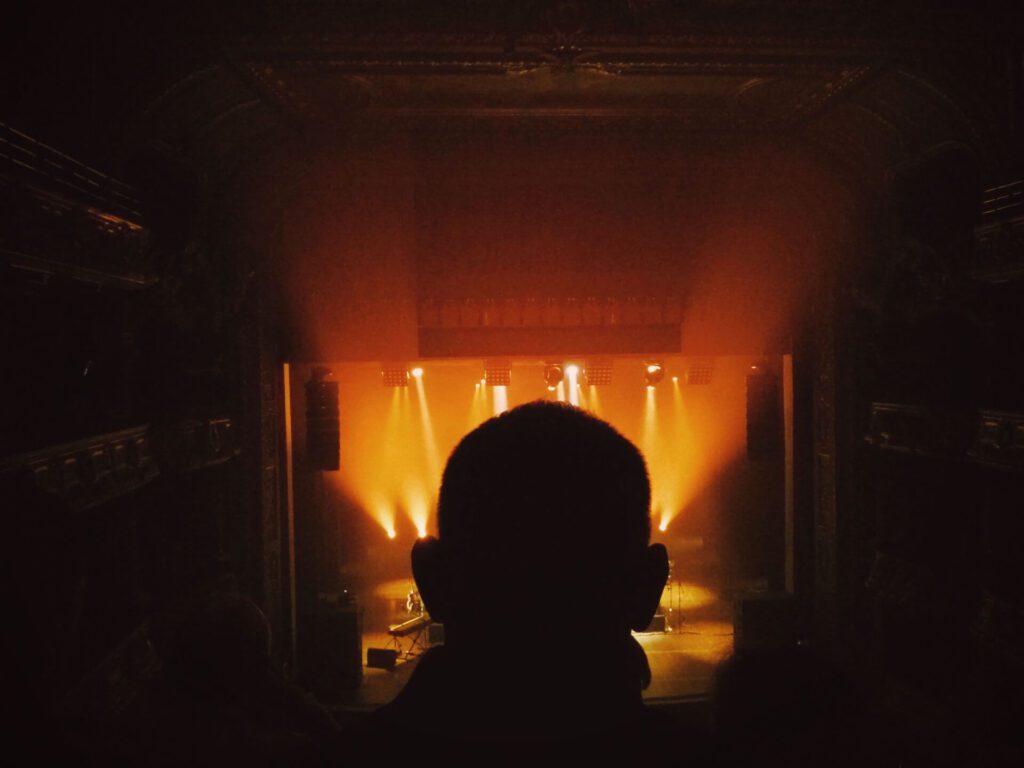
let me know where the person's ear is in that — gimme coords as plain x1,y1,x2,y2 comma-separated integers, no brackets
411,536,451,623
627,543,669,632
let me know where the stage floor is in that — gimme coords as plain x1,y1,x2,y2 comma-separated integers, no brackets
337,576,734,711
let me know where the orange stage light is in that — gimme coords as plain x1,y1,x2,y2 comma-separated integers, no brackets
319,356,752,562
565,364,580,406
492,384,509,415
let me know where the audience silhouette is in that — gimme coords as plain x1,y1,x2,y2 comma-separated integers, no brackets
346,401,677,758
6,403,904,765
136,591,339,767
711,645,891,767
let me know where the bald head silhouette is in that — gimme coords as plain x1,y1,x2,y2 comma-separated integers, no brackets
413,400,667,666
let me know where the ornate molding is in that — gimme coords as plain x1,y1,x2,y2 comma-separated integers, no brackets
1,124,154,290
0,418,245,512
232,24,919,62
418,324,681,358
973,180,1024,283
158,417,240,474
781,63,878,126
131,5,1010,194
969,410,1024,471
418,295,682,328
0,123,142,222
239,52,887,77
1,426,160,512
864,402,974,460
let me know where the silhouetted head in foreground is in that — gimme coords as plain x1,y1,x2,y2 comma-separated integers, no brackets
405,401,669,742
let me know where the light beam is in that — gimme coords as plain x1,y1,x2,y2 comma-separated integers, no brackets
413,371,442,489
492,385,508,415
566,364,580,406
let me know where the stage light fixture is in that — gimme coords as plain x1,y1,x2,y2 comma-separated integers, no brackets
410,367,424,378
484,360,511,387
565,364,579,378
544,363,564,390
686,358,714,385
305,367,340,470
381,364,409,387
585,360,613,386
644,362,665,387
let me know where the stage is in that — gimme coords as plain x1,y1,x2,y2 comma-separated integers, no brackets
286,356,781,711
337,568,734,711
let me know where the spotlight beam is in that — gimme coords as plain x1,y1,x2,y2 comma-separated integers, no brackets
566,364,580,406
492,384,508,415
413,372,442,488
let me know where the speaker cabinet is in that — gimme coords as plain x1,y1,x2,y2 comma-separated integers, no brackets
305,367,340,470
427,622,445,646
746,367,783,460
298,599,362,701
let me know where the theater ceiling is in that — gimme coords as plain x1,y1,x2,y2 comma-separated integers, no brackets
131,1,1011,199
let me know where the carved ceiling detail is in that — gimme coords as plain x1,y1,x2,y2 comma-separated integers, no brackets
132,2,1011,195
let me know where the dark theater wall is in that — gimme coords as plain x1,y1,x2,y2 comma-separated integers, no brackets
281,135,421,363
282,131,855,363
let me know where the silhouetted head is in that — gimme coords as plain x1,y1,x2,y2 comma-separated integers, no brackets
413,401,667,652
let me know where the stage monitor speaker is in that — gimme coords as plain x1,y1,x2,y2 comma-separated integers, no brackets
427,622,445,646
367,647,398,670
746,367,783,460
298,597,362,702
306,366,340,470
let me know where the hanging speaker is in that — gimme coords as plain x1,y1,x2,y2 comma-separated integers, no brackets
305,366,340,471
747,365,782,460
